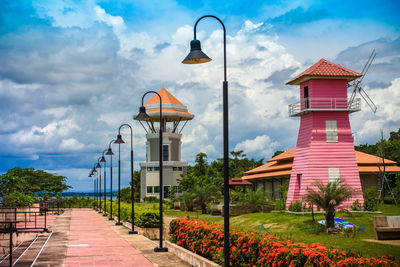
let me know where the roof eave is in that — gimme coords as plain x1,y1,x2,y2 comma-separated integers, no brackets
286,74,362,85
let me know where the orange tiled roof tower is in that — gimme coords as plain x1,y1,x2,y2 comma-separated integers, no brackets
134,88,194,200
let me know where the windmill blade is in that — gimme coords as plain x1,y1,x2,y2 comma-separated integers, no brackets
351,49,376,89
360,49,376,77
348,87,358,108
359,87,377,113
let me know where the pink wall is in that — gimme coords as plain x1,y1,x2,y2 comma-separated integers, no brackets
287,78,364,210
300,79,348,101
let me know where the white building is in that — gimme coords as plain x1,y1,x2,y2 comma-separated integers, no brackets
134,88,194,199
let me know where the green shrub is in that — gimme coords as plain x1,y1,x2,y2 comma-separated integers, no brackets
135,208,159,228
363,187,378,211
351,199,362,211
288,200,303,212
143,196,158,203
105,200,159,228
3,192,34,207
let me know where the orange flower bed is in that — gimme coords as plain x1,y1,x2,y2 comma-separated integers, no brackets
169,217,397,266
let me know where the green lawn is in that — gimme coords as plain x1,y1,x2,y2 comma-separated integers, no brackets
137,202,400,260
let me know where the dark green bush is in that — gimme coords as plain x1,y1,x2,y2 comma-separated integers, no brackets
135,207,159,228
143,196,158,203
3,192,34,207
288,200,303,212
363,187,378,211
105,201,159,228
351,199,362,211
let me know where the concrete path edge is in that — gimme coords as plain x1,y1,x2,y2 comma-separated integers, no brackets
165,241,220,267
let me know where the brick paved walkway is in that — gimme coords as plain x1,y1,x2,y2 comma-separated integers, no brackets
65,209,154,267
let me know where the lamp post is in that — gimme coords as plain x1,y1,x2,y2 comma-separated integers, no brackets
96,160,102,213
89,170,95,209
93,165,99,211
115,124,138,234
182,15,230,266
135,91,167,252
100,150,108,216
106,140,116,220
114,137,123,226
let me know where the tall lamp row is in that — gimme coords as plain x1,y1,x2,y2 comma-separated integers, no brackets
88,14,230,265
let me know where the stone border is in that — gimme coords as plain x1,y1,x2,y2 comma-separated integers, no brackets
272,210,382,215
165,241,220,267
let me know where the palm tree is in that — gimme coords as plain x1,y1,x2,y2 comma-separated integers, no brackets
193,184,220,214
304,179,354,229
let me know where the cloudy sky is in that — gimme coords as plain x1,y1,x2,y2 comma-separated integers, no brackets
1,0,399,192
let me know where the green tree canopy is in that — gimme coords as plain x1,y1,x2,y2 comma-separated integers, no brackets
0,167,71,200
177,151,264,212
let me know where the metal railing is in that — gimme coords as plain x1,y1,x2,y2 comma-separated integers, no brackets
288,97,361,116
0,207,48,232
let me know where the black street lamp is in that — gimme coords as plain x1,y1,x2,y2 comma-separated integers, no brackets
96,160,102,213
115,124,138,234
106,140,116,220
135,91,168,252
93,165,99,211
114,134,123,226
182,15,230,266
100,150,108,216
88,170,95,209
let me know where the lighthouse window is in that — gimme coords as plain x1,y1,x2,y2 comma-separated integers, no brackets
163,145,169,161
328,167,340,183
325,120,338,142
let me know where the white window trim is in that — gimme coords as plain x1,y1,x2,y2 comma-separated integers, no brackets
328,167,340,183
326,120,338,143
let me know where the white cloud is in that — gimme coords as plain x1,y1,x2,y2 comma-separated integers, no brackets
1,3,399,192
60,138,85,151
235,135,280,159
350,77,400,143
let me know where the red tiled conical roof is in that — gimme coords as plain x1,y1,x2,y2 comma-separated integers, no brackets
287,59,362,85
138,88,194,121
145,88,183,105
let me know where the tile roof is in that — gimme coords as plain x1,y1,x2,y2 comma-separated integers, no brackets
287,59,362,85
139,88,194,121
145,88,183,105
242,148,400,180
227,177,253,186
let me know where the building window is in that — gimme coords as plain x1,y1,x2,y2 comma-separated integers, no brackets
154,186,160,193
147,186,153,193
326,120,338,142
328,167,340,183
178,167,182,171
154,167,159,171
173,167,177,171
147,167,153,171
297,174,302,190
163,145,169,161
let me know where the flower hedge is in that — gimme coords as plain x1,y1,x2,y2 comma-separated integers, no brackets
169,217,397,267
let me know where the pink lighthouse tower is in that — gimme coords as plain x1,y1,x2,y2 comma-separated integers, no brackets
286,59,364,209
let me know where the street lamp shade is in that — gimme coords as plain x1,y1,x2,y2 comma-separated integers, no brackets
96,162,101,169
182,40,212,64
134,106,150,121
100,155,106,163
114,134,125,144
106,147,114,155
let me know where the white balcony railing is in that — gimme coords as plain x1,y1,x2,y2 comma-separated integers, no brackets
288,98,361,117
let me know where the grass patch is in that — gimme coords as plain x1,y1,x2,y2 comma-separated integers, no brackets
161,203,400,261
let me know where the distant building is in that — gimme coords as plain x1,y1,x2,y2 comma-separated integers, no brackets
242,148,400,200
134,88,194,200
